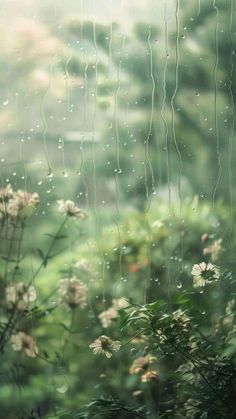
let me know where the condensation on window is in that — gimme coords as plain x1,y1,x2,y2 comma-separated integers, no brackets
0,1,235,418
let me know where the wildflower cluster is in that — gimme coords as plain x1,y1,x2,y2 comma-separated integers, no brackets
1,193,89,360
58,276,88,309
0,184,39,224
6,282,37,311
57,199,86,219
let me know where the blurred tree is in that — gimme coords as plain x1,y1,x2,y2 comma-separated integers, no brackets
64,0,235,205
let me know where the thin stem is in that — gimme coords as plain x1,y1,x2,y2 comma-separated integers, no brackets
62,308,76,360
29,217,68,285
121,330,145,348
167,338,228,409
3,224,17,283
12,222,25,283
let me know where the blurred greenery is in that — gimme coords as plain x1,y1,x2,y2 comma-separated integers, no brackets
0,0,235,417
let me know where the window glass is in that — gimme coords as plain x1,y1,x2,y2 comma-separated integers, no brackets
0,1,235,418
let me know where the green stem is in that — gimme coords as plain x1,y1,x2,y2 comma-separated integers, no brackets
3,224,17,283
121,330,145,348
29,217,68,285
62,308,76,360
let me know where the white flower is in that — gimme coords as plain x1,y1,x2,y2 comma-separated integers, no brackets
57,200,86,218
59,277,87,308
89,335,121,358
191,262,220,287
10,332,39,358
6,283,37,311
7,190,39,221
15,190,39,218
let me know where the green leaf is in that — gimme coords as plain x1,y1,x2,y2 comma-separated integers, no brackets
1,256,17,263
36,248,49,267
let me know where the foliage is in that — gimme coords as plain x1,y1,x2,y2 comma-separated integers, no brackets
0,186,235,418
0,0,236,418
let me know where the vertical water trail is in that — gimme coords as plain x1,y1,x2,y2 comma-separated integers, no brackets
212,0,221,208
197,0,201,17
92,15,106,305
114,57,121,173
78,60,89,205
142,26,157,303
109,0,113,76
16,93,28,189
61,52,72,177
170,0,182,218
146,26,156,199
114,60,123,286
77,7,96,320
112,1,128,300
92,21,98,235
79,12,90,212
160,2,171,213
113,1,127,295
65,53,72,113
40,57,56,177
143,163,151,304
170,0,185,287
160,1,172,303
227,0,235,252
59,122,67,177
84,62,89,123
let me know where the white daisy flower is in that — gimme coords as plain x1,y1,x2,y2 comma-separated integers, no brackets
57,200,86,219
191,262,220,287
89,335,121,358
59,277,87,309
